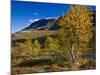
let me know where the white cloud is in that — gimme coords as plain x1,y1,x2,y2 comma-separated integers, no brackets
29,19,39,23
46,16,59,19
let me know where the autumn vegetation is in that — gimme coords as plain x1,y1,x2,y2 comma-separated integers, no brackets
11,5,96,74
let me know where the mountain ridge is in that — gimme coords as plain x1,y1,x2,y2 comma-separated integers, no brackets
22,18,60,31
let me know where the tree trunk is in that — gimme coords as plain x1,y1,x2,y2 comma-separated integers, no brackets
70,43,79,70
70,44,77,63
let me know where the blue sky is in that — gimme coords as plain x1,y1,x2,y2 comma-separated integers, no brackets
11,0,96,33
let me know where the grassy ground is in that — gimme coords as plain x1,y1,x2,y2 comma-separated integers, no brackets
11,54,96,75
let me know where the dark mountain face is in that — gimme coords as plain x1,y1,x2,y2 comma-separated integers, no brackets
23,18,60,31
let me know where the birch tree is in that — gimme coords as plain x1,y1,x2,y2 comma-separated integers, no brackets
59,5,94,68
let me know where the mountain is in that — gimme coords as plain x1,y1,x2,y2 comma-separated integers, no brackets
22,18,60,31
12,18,61,41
